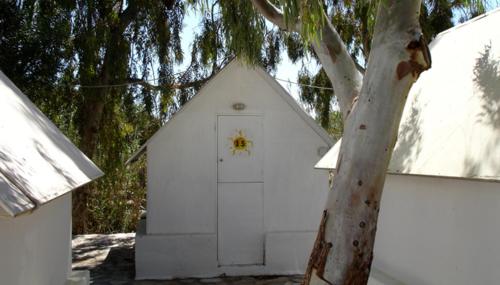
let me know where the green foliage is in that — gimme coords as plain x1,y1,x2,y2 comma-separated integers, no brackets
87,159,147,233
188,0,284,75
328,0,377,60
457,0,488,21
278,0,326,42
219,0,266,65
0,0,73,105
285,32,306,63
327,111,344,141
298,68,334,128
297,67,342,139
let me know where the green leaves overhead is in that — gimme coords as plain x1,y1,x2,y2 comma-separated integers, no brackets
188,0,284,74
220,0,266,64
298,67,343,138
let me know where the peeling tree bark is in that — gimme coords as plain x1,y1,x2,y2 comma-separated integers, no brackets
252,1,431,284
308,1,431,284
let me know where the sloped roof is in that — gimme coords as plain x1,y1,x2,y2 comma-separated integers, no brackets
126,59,333,164
316,8,500,182
0,71,104,217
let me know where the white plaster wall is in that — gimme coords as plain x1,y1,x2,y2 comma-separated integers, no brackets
0,193,71,285
146,62,330,235
136,220,317,279
373,175,500,285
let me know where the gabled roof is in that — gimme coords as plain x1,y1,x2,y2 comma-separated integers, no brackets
126,59,333,164
316,8,500,182
0,71,104,217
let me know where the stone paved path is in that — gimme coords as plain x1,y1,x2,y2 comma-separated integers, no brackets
72,234,303,285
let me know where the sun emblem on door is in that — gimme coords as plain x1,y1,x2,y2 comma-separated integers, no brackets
228,129,253,155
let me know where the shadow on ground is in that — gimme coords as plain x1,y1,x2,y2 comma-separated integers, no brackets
72,234,302,285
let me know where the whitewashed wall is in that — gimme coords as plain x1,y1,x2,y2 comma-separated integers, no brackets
0,193,71,285
373,175,500,285
136,62,331,279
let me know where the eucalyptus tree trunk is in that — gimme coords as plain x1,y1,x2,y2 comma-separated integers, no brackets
251,1,431,284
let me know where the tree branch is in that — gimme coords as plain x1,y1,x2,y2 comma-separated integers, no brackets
311,12,363,120
250,0,298,32
251,0,363,120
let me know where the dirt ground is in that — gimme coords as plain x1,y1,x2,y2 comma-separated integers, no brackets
72,234,303,285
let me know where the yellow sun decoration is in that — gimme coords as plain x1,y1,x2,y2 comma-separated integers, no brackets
228,130,253,155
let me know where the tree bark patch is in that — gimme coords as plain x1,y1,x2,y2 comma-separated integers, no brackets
302,210,333,285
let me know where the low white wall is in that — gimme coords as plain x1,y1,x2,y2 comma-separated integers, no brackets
0,193,72,285
135,219,316,279
373,175,500,285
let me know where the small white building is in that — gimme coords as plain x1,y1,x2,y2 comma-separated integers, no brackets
316,9,500,285
129,60,333,279
0,71,103,285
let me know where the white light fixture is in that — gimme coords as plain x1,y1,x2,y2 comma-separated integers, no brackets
232,102,246,110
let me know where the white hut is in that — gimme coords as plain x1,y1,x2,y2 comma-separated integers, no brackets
129,59,333,279
316,9,500,285
0,71,103,285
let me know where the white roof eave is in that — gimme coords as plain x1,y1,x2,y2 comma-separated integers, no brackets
0,70,104,217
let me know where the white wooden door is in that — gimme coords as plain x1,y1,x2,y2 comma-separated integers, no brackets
217,115,264,266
